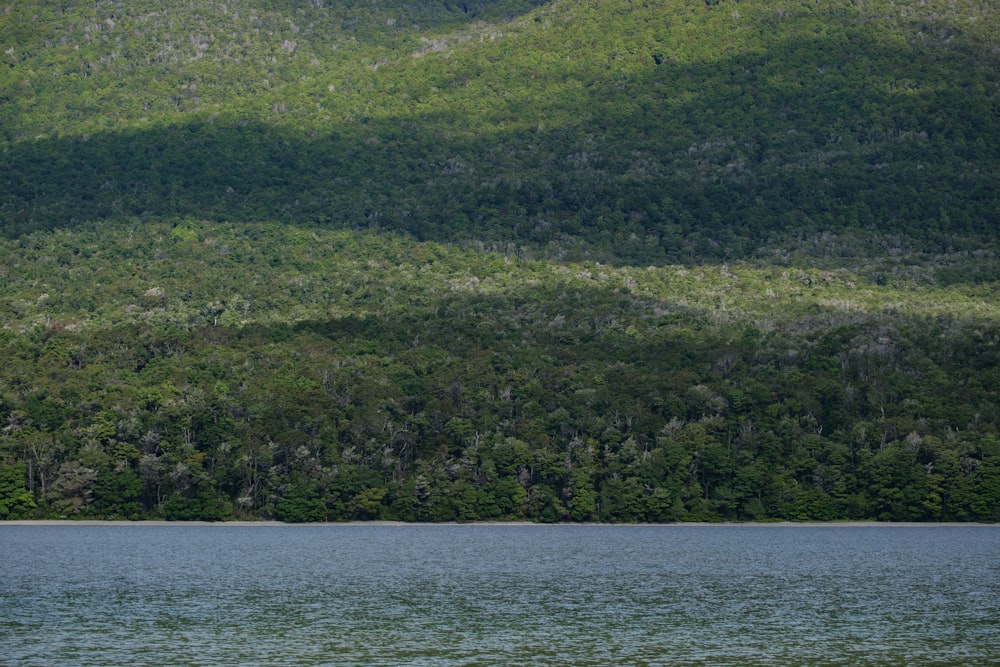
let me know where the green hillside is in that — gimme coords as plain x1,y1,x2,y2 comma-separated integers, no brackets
4,0,997,261
0,1,997,522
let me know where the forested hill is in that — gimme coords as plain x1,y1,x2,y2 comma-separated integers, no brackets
3,0,997,261
0,1,997,523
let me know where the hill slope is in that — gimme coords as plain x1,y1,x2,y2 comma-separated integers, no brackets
0,0,997,522
2,0,997,261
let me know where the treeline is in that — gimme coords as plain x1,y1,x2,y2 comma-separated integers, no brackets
1,222,997,522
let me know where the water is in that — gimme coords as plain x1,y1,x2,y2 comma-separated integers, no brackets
1,524,997,666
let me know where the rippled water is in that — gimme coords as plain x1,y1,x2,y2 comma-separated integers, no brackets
1,524,997,666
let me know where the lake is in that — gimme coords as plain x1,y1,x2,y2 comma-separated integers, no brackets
1,523,997,665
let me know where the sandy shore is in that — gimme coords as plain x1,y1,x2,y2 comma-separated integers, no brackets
0,519,993,527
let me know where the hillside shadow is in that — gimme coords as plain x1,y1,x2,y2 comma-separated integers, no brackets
1,7,996,265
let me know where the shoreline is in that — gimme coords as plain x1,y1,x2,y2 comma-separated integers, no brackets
0,519,994,527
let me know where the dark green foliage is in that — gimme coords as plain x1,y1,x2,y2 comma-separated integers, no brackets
162,490,230,522
92,469,142,519
275,479,328,524
0,462,37,519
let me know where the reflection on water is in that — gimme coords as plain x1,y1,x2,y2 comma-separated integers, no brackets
1,524,998,665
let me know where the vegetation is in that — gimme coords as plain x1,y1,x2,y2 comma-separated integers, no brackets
0,1,997,521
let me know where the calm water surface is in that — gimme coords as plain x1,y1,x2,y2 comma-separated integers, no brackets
1,524,997,666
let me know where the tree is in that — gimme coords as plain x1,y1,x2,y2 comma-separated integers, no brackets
275,479,327,523
0,462,36,519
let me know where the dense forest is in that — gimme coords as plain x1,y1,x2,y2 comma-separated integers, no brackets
1,0,997,522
